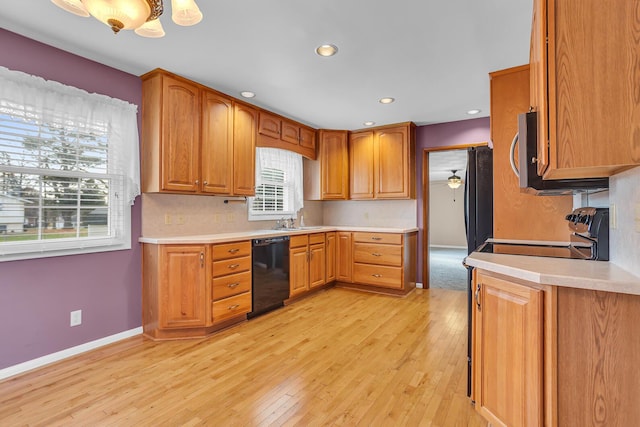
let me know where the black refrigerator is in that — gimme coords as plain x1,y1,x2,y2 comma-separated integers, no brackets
463,145,493,398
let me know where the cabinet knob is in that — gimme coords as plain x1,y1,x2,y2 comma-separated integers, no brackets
228,263,240,269
227,282,240,288
531,157,538,164
371,253,382,257
372,274,382,278
372,237,382,241
228,304,240,310
203,180,208,185
228,248,240,254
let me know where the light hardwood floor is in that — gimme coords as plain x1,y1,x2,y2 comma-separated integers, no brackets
0,288,487,426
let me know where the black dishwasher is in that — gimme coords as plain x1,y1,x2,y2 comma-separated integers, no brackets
248,236,290,319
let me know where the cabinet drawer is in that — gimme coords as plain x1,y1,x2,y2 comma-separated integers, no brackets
212,255,251,277
290,234,308,248
353,232,402,245
353,263,402,289
212,292,251,323
212,271,251,300
309,233,325,245
212,241,251,260
353,243,402,266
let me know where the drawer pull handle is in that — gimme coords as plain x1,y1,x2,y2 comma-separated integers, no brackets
228,263,240,269
372,253,382,257
372,274,382,278
372,237,382,241
228,304,240,310
228,248,240,254
227,282,240,288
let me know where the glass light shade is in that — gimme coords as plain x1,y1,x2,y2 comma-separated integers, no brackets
83,0,151,33
51,0,90,17
447,178,462,189
171,0,203,26
135,18,165,37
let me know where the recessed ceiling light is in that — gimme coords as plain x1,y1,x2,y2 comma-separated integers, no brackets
467,109,481,115
363,121,376,126
379,97,395,104
240,91,256,98
315,44,338,57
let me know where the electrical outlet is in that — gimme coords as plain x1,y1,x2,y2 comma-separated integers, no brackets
635,203,640,232
70,310,82,327
214,213,222,223
227,213,235,222
177,214,185,225
164,214,172,225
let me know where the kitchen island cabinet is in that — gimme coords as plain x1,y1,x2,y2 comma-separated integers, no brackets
530,0,640,179
469,256,640,427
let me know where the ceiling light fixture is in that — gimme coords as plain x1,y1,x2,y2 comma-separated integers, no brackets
447,170,462,189
315,44,338,57
240,91,256,98
51,0,202,38
379,97,395,104
467,109,481,115
363,121,375,126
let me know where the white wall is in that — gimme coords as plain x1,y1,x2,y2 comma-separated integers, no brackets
429,181,467,247
609,167,640,276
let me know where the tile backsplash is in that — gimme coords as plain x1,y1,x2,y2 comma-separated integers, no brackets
322,200,417,228
609,167,640,276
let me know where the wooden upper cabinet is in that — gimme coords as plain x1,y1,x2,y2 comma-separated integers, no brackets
257,111,317,159
349,130,375,199
157,75,200,193
349,123,415,200
320,130,349,200
201,90,233,194
533,0,640,179
141,69,256,197
490,65,572,241
233,103,257,196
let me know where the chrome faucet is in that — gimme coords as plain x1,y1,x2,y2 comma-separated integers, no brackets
275,217,296,229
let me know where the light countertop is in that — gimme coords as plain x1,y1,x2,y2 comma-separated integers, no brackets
139,226,419,245
465,251,640,295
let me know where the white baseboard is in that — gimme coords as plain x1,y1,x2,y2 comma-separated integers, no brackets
0,327,142,381
416,282,424,289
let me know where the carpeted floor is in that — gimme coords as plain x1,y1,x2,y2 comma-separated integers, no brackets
429,246,468,291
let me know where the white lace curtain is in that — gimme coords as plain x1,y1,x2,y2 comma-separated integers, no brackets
0,66,140,205
255,147,304,213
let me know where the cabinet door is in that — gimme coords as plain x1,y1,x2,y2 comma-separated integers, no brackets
161,76,200,192
289,245,309,296
474,273,543,427
233,103,257,196
325,232,336,282
529,0,549,176
160,245,208,328
490,66,572,241
281,119,300,146
320,130,349,200
258,111,281,139
309,242,326,288
201,90,233,194
375,126,410,198
336,232,353,282
299,126,317,159
349,131,375,199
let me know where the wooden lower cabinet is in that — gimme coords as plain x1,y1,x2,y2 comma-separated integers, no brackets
289,233,326,298
345,231,416,294
472,271,547,427
336,232,353,282
142,241,251,340
325,232,336,282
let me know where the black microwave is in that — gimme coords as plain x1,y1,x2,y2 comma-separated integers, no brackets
516,112,609,196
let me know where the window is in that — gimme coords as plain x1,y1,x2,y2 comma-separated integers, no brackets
0,66,140,261
248,148,303,221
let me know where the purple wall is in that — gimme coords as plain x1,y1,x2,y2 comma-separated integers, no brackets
0,29,142,369
415,117,491,283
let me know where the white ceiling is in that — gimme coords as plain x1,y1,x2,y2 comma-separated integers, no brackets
0,0,533,130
